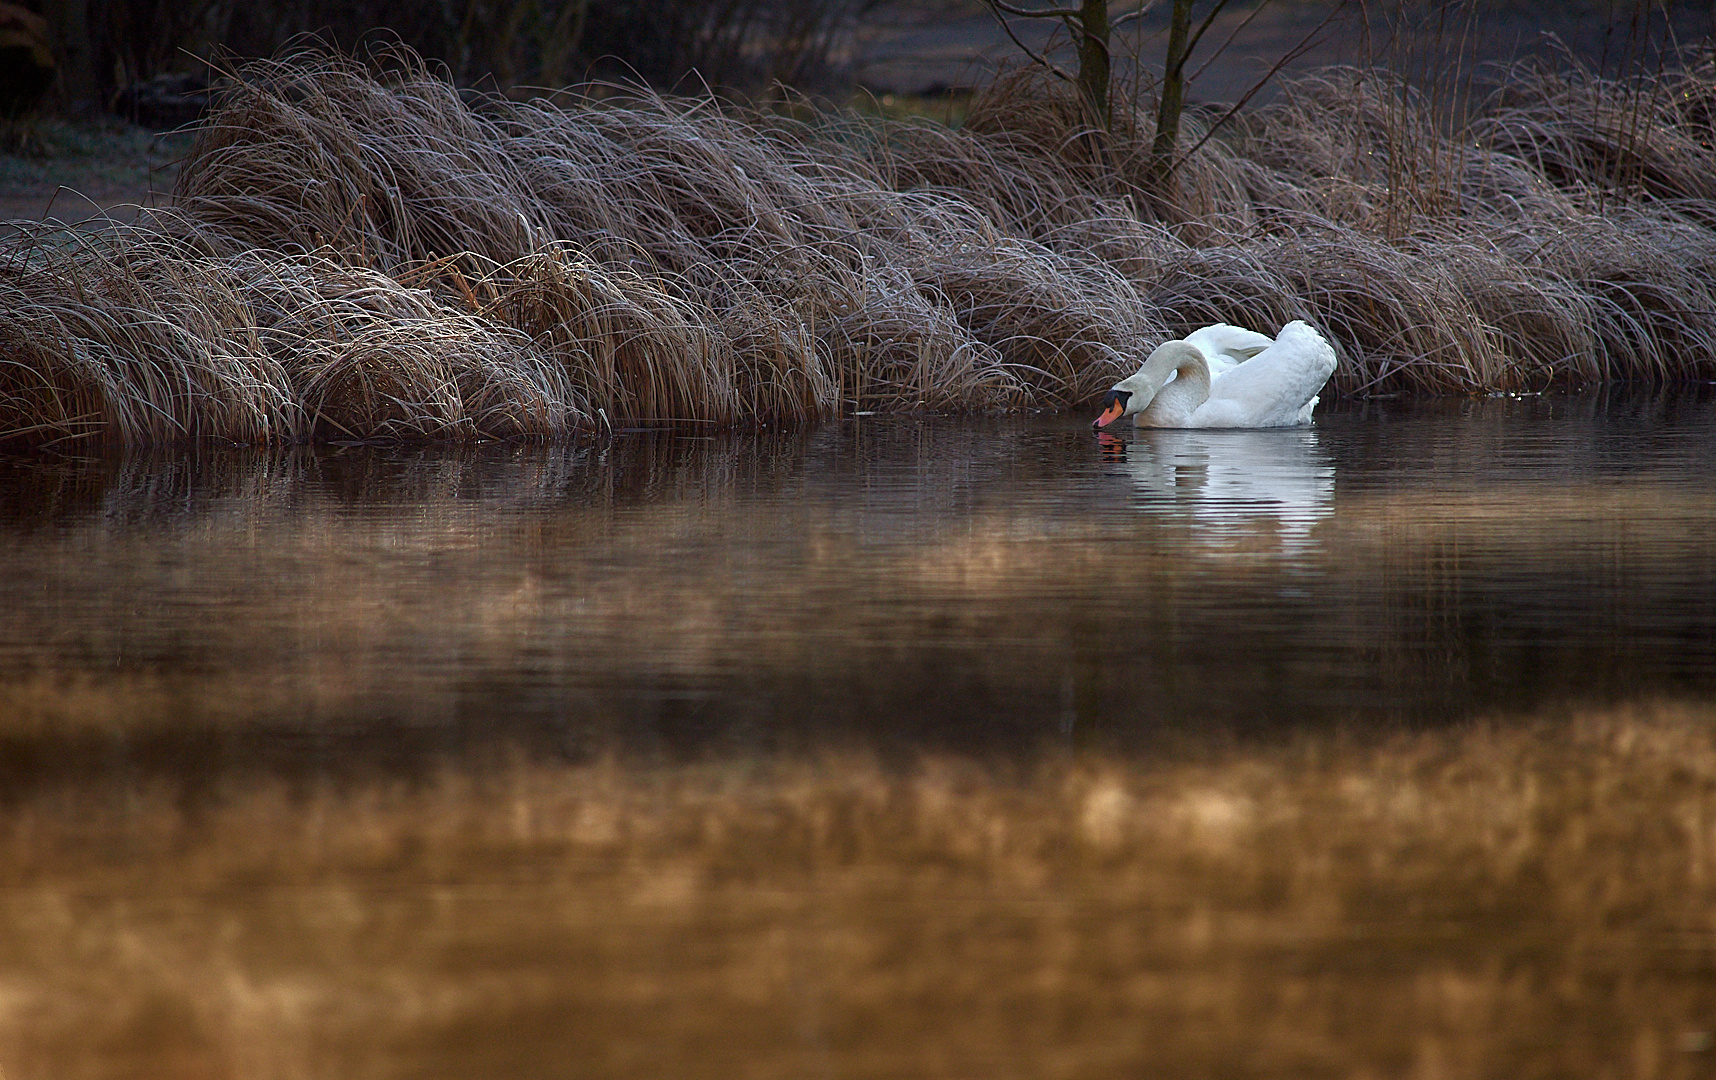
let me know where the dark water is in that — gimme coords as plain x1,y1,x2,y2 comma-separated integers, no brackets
2,387,1715,775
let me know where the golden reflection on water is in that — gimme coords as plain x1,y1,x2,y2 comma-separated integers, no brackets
1,704,1714,1078
0,426,1712,760
0,395,1714,1076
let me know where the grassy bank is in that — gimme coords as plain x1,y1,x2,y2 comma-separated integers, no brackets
0,701,1710,1077
6,49,1716,444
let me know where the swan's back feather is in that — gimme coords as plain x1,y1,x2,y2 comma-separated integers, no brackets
1183,323,1274,367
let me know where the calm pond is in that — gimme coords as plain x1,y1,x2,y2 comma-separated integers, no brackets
3,388,1716,1079
1,388,1715,773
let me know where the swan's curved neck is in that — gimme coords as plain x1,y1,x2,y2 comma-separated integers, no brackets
1150,356,1211,422
1123,343,1211,423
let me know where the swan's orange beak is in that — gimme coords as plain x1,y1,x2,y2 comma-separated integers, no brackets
1092,389,1130,429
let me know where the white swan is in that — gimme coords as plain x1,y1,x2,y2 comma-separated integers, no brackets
1094,321,1336,429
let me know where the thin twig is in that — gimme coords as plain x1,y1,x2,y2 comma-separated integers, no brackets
1168,0,1350,178
982,1,1077,83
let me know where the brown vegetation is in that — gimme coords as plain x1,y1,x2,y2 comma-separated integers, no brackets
7,46,1716,445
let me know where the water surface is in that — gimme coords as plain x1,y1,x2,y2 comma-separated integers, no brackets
4,390,1716,1079
1,387,1713,774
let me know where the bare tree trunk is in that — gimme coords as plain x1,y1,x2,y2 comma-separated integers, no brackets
1074,0,1110,131
1147,0,1194,200
981,0,1112,131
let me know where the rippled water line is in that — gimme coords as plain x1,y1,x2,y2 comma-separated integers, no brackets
0,388,1712,777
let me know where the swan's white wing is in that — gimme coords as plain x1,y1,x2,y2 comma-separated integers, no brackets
1183,323,1275,366
1196,321,1336,427
1161,323,1273,387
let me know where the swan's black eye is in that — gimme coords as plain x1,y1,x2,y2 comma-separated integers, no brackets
1101,389,1131,411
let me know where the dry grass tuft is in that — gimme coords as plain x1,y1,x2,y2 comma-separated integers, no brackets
0,223,581,444
8,48,1716,443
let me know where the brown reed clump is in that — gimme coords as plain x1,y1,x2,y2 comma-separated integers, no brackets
173,51,1044,425
7,45,1716,445
1476,59,1716,209
0,224,298,446
174,52,553,270
958,66,1263,232
0,221,582,446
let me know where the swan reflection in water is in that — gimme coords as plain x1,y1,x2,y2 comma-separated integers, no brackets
1097,426,1335,549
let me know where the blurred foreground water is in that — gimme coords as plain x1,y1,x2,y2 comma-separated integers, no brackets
1,389,1715,1079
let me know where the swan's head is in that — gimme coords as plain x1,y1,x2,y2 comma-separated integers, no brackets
1093,341,1205,429
1092,387,1133,429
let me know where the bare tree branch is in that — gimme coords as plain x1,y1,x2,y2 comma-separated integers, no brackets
1111,0,1162,33
981,1,1077,82
1058,12,1103,50
986,0,1084,19
1191,0,1273,83
1183,0,1236,65
1168,0,1349,178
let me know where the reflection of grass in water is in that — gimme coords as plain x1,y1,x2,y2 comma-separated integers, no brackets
0,701,1713,1077
0,476,1711,752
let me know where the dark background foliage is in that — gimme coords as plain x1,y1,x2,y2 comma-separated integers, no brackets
19,0,877,117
